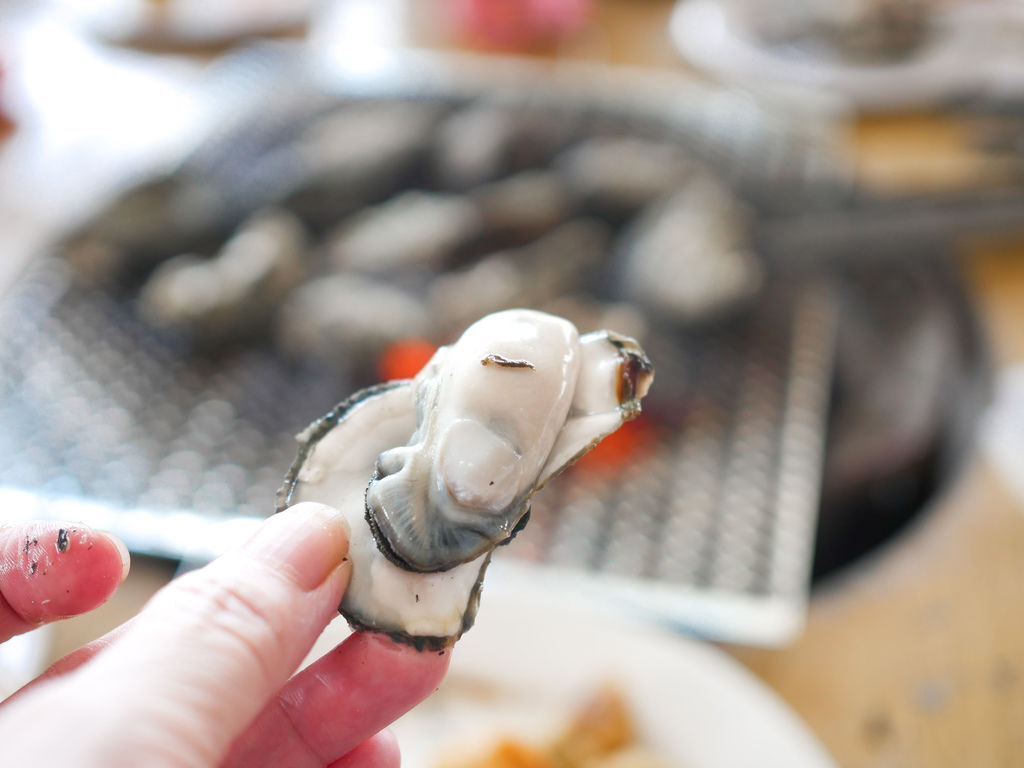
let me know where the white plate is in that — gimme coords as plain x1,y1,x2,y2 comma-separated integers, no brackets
314,581,838,768
671,0,1024,111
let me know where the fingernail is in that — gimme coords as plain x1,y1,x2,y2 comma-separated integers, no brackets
243,503,350,591
101,532,132,582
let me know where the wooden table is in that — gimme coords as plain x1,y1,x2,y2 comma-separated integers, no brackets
727,241,1024,768
23,2,1024,765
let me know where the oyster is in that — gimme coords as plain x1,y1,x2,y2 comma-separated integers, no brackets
557,137,694,221
620,174,762,322
62,175,229,288
276,102,442,227
277,309,653,648
427,219,609,336
472,170,574,244
327,191,482,273
275,273,432,368
138,208,307,343
432,104,516,189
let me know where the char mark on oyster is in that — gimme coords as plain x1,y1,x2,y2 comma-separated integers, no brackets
481,353,535,369
278,308,653,648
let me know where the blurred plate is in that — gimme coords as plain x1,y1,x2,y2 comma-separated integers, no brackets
311,582,838,768
52,0,316,48
671,0,1024,111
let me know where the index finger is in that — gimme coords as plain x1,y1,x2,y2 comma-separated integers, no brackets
0,522,130,643
223,631,450,768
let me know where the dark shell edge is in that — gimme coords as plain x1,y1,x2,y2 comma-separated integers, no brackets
340,552,492,651
275,379,411,513
275,378,488,650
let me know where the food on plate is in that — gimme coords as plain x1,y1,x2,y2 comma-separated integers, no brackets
733,0,933,62
277,309,653,648
437,685,672,768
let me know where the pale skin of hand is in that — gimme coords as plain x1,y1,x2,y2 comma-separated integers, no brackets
0,503,451,768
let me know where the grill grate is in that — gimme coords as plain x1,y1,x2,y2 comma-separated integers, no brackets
0,61,846,645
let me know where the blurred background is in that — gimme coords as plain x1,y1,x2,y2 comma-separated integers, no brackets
2,0,1024,766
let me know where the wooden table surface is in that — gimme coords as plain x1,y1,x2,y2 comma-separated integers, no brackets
736,244,1024,767
24,2,1024,766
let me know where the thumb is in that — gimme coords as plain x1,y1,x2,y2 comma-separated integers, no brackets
40,502,351,767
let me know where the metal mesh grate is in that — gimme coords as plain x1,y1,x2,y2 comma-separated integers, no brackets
0,64,845,644
0,254,836,644
511,280,835,605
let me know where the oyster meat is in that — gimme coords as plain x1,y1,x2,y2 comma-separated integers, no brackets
277,309,653,648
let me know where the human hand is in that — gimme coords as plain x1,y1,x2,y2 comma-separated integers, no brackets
0,503,450,767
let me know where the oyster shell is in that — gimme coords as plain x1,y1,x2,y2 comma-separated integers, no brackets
327,191,482,273
275,273,431,368
277,102,442,226
427,219,609,336
138,208,307,343
557,137,694,221
471,170,574,243
620,174,761,322
277,309,653,648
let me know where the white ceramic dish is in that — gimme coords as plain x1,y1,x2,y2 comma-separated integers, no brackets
312,580,837,768
671,0,1024,111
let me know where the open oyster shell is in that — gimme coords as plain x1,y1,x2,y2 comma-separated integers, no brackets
277,309,653,649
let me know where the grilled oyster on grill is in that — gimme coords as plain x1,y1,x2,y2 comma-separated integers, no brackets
277,309,653,648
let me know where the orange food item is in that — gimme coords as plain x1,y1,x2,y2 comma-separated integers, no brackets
437,685,667,768
475,741,560,768
552,684,635,766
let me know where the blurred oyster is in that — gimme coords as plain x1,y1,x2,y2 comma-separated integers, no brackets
433,102,582,190
278,309,653,648
735,0,932,62
428,219,609,335
557,137,694,221
274,102,441,226
620,175,761,322
327,191,482,273
138,208,307,343
472,170,574,244
62,175,228,288
275,273,431,366
433,104,516,189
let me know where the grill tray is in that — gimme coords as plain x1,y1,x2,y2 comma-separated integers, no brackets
0,52,845,645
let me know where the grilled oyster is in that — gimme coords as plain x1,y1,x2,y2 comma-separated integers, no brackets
620,174,761,322
277,309,653,648
138,208,307,344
